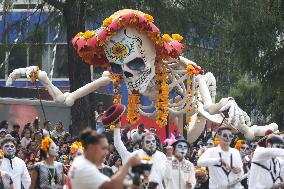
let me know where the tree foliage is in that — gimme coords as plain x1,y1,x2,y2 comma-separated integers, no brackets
4,0,284,130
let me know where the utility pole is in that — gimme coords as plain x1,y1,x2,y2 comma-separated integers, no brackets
3,0,9,81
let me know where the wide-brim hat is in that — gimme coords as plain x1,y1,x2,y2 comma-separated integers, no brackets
101,103,126,125
72,9,185,68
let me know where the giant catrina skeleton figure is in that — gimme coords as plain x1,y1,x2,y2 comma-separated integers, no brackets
7,9,277,142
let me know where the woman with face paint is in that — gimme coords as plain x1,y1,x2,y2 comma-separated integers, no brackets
1,137,31,189
29,137,65,189
164,137,196,189
197,125,244,189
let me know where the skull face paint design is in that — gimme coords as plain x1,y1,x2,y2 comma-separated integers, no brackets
174,142,189,159
48,142,59,157
75,148,84,158
2,141,16,158
104,27,156,94
143,134,156,155
218,130,233,144
240,144,250,156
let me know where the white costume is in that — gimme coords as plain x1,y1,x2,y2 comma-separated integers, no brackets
197,145,243,189
248,147,284,189
114,128,166,189
68,156,110,189
2,157,31,189
164,156,196,189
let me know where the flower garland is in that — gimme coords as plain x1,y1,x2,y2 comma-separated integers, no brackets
41,137,53,152
155,63,169,127
111,74,123,104
29,66,39,84
126,92,141,125
72,10,185,68
184,64,204,130
71,141,84,154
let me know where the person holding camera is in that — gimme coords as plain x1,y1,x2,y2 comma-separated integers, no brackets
68,128,141,189
164,136,196,189
114,123,167,189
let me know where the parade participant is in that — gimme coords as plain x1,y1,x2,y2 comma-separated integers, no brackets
70,141,84,159
248,134,284,189
164,137,196,189
1,136,31,189
29,137,64,189
68,128,141,189
0,149,14,188
195,167,209,189
197,125,244,189
108,103,167,189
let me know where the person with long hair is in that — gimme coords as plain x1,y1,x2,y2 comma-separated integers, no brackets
29,137,65,189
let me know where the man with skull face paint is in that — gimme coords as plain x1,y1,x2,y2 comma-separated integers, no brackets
197,126,244,189
30,137,64,189
164,137,196,189
114,125,167,189
0,149,14,188
1,137,31,189
248,134,284,189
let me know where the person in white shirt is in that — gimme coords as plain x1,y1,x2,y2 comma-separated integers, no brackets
1,137,31,189
197,125,244,189
131,123,145,143
42,120,51,138
68,128,141,189
164,136,196,189
249,134,284,189
114,124,167,189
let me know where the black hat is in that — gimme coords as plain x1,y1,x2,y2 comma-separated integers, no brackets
172,136,190,148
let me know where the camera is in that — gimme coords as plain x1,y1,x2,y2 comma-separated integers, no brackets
131,159,153,176
131,158,153,187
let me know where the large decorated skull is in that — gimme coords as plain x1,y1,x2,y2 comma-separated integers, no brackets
104,27,156,94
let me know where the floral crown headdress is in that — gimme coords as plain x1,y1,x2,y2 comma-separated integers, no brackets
234,139,244,150
41,137,53,152
72,9,185,68
70,141,84,154
0,149,4,159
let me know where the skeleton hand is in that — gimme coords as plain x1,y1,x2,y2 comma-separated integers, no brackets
6,66,49,86
219,98,251,127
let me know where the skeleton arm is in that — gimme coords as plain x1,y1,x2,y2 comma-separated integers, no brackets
6,66,112,106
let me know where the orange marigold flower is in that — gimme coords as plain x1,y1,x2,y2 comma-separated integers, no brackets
162,34,172,43
109,125,115,131
172,34,183,42
76,32,84,37
71,141,83,154
102,17,113,27
186,117,192,122
144,13,154,22
84,30,95,39
41,137,53,152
